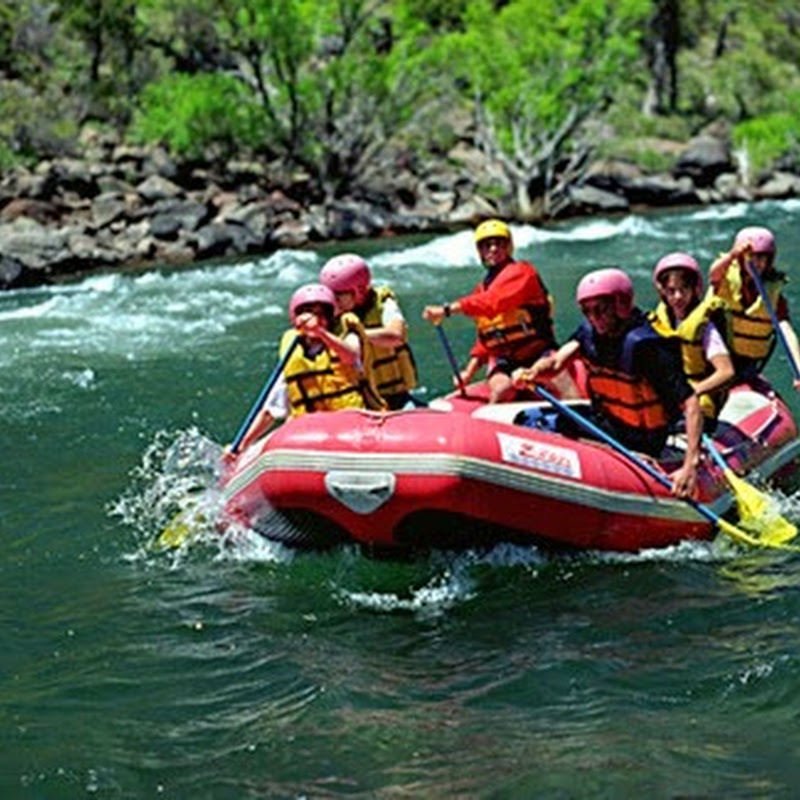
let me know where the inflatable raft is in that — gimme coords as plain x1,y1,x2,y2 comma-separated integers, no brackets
219,379,800,554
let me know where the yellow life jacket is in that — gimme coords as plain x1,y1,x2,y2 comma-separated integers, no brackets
715,265,784,363
280,313,385,416
332,312,387,411
649,295,729,418
475,303,555,363
359,287,418,400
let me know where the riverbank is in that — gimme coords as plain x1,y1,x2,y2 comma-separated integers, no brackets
2,124,799,291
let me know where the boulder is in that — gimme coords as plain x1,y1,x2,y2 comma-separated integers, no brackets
0,254,39,289
136,174,183,203
673,136,735,188
563,184,629,215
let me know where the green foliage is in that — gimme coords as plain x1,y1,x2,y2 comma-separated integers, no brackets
593,137,680,173
129,0,437,192
733,105,800,175
678,3,800,120
428,0,649,149
131,73,265,159
1,0,800,208
396,0,469,31
0,79,81,161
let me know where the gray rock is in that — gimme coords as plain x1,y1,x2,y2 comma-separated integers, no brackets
565,184,629,213
136,174,183,202
673,136,734,187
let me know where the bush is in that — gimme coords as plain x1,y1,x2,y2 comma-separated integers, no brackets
130,72,266,160
733,110,800,176
0,79,80,164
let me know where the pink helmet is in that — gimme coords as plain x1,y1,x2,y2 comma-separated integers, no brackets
653,252,703,293
288,283,336,323
576,268,634,317
319,253,371,301
734,226,776,255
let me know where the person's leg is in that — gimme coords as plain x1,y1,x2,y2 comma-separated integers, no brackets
488,370,515,403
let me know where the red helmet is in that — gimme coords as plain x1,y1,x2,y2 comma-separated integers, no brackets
319,253,371,302
288,283,336,323
653,252,703,293
576,268,634,317
734,226,776,256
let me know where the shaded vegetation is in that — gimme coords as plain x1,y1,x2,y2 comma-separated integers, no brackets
1,0,799,214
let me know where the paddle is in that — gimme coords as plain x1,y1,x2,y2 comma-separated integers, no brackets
230,335,301,455
702,433,797,545
435,323,468,397
157,335,301,548
746,256,800,381
533,384,800,551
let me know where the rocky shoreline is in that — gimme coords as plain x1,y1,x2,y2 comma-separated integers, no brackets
2,126,799,291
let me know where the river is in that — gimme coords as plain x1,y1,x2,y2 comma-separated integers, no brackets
3,200,800,797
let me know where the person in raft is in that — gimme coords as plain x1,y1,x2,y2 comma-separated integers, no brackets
649,251,734,431
421,218,557,403
232,283,385,453
709,225,800,389
320,253,419,410
512,267,702,498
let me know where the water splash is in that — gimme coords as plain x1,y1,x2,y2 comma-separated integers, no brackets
333,543,551,618
109,426,224,546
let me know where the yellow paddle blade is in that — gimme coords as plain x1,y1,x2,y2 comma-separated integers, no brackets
715,515,800,553
722,467,798,546
155,507,208,549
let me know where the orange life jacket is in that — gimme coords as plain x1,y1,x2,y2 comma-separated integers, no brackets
577,320,670,433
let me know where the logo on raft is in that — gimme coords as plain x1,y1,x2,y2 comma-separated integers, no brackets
496,432,582,479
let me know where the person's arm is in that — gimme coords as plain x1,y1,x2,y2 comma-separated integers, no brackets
512,340,580,388
423,263,546,323
225,374,288,458
639,338,700,498
709,241,750,289
690,323,734,397
232,406,277,456
458,263,546,318
690,352,734,397
459,355,482,386
297,312,361,367
367,297,407,348
670,392,702,499
422,297,468,325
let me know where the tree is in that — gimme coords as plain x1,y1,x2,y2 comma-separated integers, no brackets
642,0,680,115
133,0,435,200
426,0,650,219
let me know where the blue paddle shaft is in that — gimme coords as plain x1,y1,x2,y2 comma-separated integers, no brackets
435,324,468,397
747,259,800,380
534,384,722,527
702,433,729,472
231,335,300,454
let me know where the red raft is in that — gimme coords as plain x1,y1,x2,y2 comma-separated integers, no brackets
220,379,800,554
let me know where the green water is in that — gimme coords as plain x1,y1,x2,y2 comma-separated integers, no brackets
3,201,800,797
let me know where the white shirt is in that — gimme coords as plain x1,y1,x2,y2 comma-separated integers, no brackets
703,322,729,361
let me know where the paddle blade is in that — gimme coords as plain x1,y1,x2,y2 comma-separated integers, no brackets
155,507,208,549
723,467,798,545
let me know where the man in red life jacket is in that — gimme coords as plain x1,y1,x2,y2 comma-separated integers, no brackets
422,219,556,403
514,267,702,499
